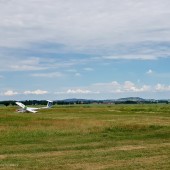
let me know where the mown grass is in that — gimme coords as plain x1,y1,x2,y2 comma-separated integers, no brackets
0,104,170,169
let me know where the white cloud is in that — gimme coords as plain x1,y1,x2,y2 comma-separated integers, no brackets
93,81,120,87
4,90,18,96
56,89,100,94
1,89,48,96
123,81,151,92
84,67,94,71
146,69,153,74
67,89,91,94
55,81,152,96
91,81,120,93
90,81,151,93
155,83,170,91
23,89,48,95
123,81,135,92
102,55,159,60
0,56,46,71
0,55,82,72
31,72,64,78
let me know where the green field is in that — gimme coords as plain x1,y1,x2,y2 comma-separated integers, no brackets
0,104,170,170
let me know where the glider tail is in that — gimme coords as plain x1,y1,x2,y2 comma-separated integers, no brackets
46,100,53,108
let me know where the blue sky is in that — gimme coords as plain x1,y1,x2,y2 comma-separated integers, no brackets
0,0,170,100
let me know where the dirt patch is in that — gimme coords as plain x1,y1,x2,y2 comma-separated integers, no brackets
0,155,7,160
115,145,145,151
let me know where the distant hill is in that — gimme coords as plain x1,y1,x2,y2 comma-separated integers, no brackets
117,97,146,102
54,97,147,104
55,98,94,103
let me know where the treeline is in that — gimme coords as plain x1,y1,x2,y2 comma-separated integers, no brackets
0,100,51,107
0,101,16,106
0,100,103,106
114,100,169,104
0,99,169,107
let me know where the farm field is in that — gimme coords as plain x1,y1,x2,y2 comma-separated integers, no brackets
0,104,170,170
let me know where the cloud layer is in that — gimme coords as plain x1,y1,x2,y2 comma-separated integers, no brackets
0,0,170,57
2,89,48,96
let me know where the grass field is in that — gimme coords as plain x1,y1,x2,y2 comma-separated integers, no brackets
0,104,170,170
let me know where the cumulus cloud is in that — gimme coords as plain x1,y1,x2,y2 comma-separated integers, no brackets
109,81,154,93
23,89,48,95
67,89,91,94
123,81,151,92
56,89,100,94
1,89,48,96
55,81,152,96
4,90,18,96
92,81,151,93
155,84,170,91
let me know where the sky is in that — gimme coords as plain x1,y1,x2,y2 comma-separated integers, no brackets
0,0,170,100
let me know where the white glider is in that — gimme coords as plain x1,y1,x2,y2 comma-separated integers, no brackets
16,100,53,113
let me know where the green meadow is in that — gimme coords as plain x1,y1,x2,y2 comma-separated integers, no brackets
0,104,170,170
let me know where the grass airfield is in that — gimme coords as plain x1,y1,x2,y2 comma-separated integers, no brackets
0,104,170,170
